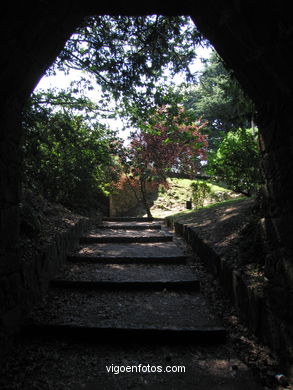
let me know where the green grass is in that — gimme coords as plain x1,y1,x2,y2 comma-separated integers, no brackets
150,177,242,218
158,178,231,201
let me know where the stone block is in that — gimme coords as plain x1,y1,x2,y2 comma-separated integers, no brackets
0,205,20,249
232,270,249,315
218,258,234,298
8,272,23,303
1,306,21,335
0,275,16,310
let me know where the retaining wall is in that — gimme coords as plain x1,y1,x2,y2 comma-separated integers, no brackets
110,180,158,217
0,216,93,363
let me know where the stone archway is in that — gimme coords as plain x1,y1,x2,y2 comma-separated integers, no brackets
1,0,293,364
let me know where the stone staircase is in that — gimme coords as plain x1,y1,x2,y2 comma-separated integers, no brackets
1,217,265,389
22,217,226,344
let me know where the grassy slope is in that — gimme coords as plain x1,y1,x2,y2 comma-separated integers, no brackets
165,197,248,225
150,178,243,218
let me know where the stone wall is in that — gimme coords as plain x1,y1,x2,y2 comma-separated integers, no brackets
0,216,92,364
110,179,158,217
0,5,87,364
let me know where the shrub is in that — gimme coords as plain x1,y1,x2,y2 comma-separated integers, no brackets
206,128,262,196
190,180,211,208
22,108,121,209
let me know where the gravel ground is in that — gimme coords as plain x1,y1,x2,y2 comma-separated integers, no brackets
25,288,222,330
0,337,263,390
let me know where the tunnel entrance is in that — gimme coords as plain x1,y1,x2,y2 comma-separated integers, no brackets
1,1,293,383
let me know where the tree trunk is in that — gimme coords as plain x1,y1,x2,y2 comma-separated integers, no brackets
251,112,256,136
140,179,153,218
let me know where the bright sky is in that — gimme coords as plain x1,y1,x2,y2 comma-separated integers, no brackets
35,45,212,139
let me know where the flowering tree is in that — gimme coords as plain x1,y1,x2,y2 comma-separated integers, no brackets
120,106,208,217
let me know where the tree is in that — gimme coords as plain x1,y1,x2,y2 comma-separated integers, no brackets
206,128,262,196
48,15,206,119
119,106,208,217
181,51,255,146
22,92,122,209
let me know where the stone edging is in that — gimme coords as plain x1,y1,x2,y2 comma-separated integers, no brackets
0,216,95,363
165,218,292,368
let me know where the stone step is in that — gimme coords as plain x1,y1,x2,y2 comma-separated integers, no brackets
67,255,187,265
80,230,173,244
54,264,199,288
103,217,159,222
21,323,226,344
23,289,226,344
50,279,200,291
68,242,187,264
97,222,162,230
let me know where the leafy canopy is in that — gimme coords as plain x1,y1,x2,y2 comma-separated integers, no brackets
181,52,255,145
50,15,205,117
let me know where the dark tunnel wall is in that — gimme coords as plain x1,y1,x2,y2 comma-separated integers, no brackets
190,5,293,358
1,0,293,364
190,1,293,291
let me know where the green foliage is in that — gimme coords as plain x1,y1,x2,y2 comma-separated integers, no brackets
50,15,205,119
190,180,211,208
181,52,255,146
206,128,262,196
22,93,121,209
